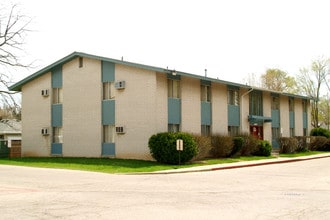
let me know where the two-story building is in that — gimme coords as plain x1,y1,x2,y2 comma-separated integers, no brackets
9,52,311,160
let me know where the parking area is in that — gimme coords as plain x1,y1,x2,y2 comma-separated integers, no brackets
1,157,330,219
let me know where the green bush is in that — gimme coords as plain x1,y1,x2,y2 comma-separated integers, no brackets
310,128,330,138
239,134,259,156
253,140,272,156
295,136,310,152
309,136,330,151
192,135,212,160
231,137,244,156
148,132,198,164
210,135,233,158
279,137,299,154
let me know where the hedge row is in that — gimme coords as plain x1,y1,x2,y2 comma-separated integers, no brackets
193,134,272,160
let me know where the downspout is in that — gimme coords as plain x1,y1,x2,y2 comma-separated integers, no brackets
240,87,254,133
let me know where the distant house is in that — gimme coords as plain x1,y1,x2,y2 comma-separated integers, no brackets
9,52,311,160
0,119,21,147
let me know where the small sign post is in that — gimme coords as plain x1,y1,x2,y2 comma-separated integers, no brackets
176,139,183,165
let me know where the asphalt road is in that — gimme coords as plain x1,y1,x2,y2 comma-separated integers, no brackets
1,157,330,220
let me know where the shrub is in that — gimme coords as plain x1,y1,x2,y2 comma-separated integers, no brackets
309,136,330,151
148,132,198,164
310,128,330,138
231,137,244,156
192,135,212,160
253,140,272,156
239,134,259,156
279,137,299,154
210,135,233,158
295,136,310,152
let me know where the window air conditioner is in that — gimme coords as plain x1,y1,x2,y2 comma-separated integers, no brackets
115,126,126,134
115,81,125,89
41,127,49,136
41,89,49,97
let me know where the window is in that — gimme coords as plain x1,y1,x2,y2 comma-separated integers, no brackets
168,79,180,98
302,100,307,113
52,127,63,143
228,89,239,105
201,85,211,102
52,88,63,104
79,57,83,68
201,125,211,136
289,98,294,111
168,124,180,132
271,96,279,110
290,128,295,137
272,127,280,140
103,82,115,100
103,125,115,143
228,126,239,136
249,91,263,115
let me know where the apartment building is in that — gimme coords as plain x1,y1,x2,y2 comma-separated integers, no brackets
9,52,311,159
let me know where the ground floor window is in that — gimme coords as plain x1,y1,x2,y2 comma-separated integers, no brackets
52,127,63,143
303,128,307,136
168,124,180,132
272,127,280,140
201,125,211,136
290,128,295,137
228,126,239,136
103,125,115,143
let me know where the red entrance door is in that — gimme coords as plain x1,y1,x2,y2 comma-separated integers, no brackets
250,125,263,140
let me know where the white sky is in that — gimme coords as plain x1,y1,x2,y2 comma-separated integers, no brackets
9,0,330,84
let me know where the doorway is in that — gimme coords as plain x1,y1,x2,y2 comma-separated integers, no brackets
250,125,263,140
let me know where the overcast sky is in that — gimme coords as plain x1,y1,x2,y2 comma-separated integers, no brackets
8,0,330,84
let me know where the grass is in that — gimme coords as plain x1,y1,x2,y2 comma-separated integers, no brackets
279,151,326,157
0,152,327,173
0,156,275,174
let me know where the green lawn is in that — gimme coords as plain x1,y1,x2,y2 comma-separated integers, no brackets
279,151,326,157
0,152,326,174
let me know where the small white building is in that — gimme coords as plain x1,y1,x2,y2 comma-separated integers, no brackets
0,119,21,147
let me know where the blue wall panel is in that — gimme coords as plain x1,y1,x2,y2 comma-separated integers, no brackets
51,66,62,88
228,105,240,126
102,61,115,82
271,110,280,128
52,104,62,126
201,102,212,125
51,143,62,155
102,143,115,156
289,111,295,128
102,100,115,125
168,98,181,124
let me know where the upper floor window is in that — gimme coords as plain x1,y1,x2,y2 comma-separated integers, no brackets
228,89,239,105
201,85,211,102
302,100,307,113
103,82,115,100
249,91,263,115
52,88,63,104
168,79,180,98
289,98,294,111
271,96,279,110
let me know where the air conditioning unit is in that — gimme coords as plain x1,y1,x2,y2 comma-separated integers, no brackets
41,89,49,97
41,127,49,136
115,126,126,134
115,81,125,89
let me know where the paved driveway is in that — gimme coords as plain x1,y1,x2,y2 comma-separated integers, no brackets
1,157,330,220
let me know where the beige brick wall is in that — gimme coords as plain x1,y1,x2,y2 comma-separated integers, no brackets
114,64,161,160
262,92,272,142
240,88,252,134
212,83,228,134
62,57,102,157
21,72,51,156
156,73,168,132
294,98,304,136
181,77,200,134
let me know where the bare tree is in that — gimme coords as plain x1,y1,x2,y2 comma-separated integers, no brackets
296,57,330,128
0,3,31,118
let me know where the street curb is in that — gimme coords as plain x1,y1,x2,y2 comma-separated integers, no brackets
141,154,330,175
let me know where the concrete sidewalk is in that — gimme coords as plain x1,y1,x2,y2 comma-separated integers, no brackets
152,153,330,174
